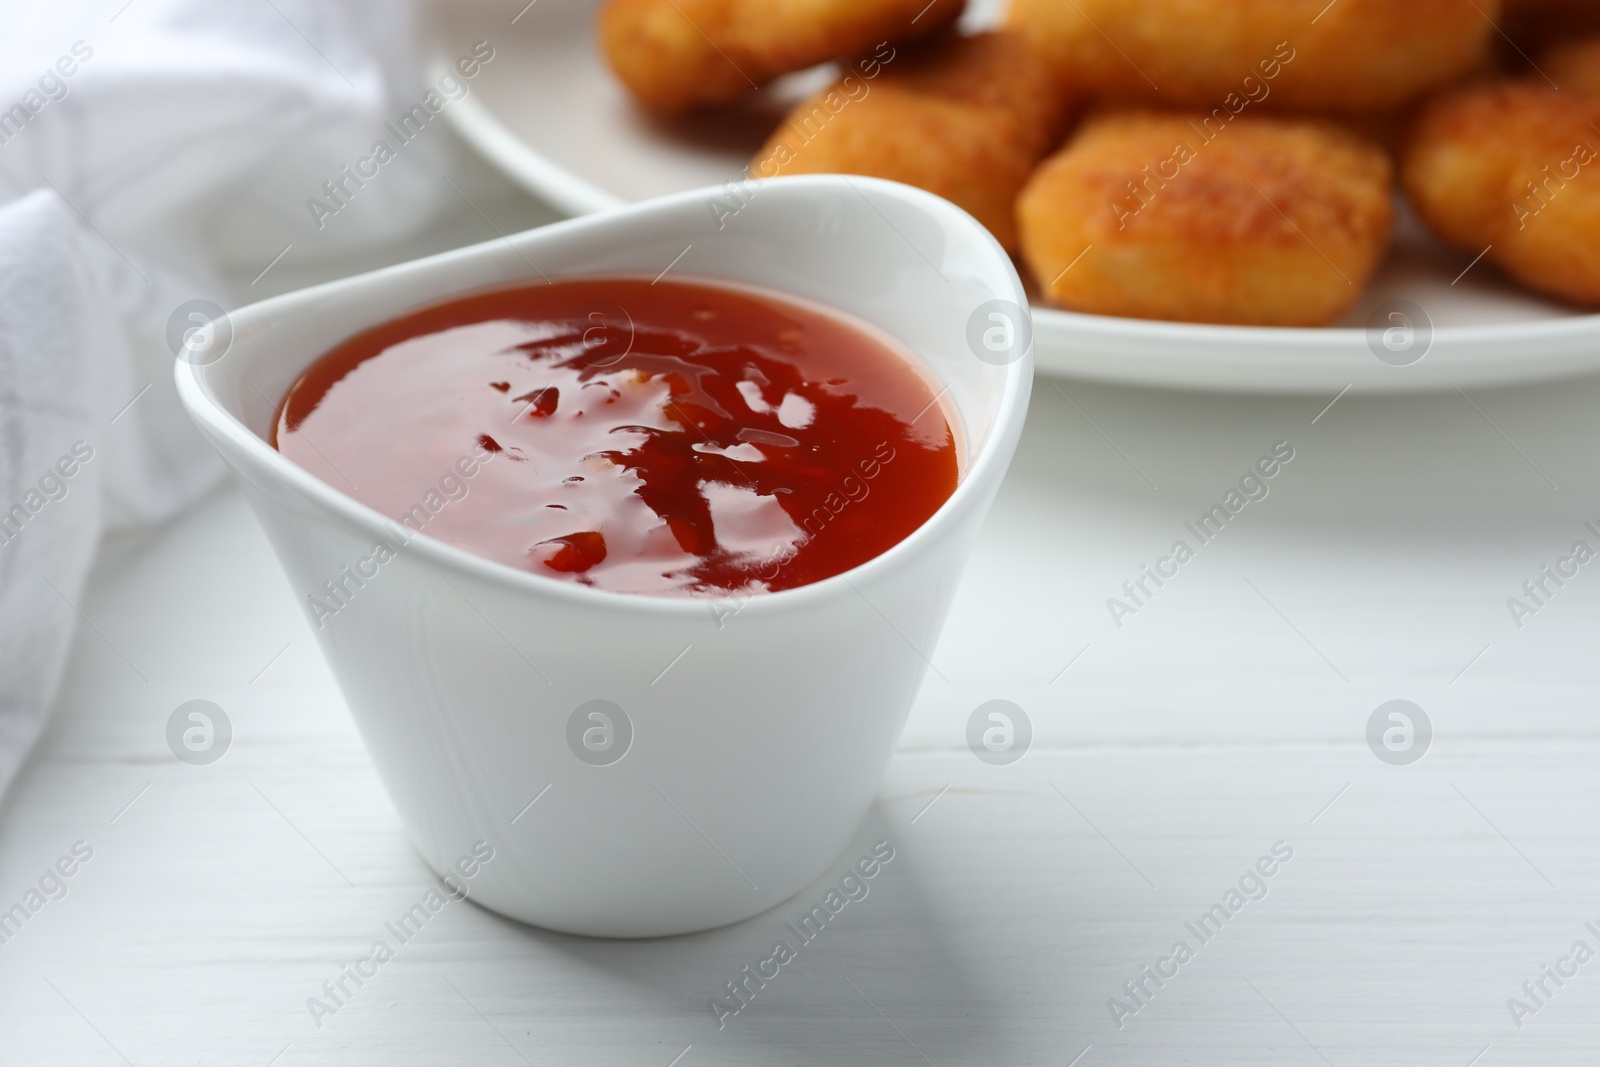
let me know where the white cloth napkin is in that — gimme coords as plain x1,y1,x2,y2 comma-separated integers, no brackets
0,0,454,797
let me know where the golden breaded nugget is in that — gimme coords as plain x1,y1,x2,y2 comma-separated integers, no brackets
748,32,1072,250
1403,80,1600,305
1544,36,1600,96
599,0,965,114
1018,113,1394,325
1004,0,1497,111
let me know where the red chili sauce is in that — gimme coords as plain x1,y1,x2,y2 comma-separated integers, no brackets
273,277,958,597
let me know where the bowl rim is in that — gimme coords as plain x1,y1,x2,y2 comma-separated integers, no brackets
176,175,1032,619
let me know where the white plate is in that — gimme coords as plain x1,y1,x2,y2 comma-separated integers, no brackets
428,0,1600,393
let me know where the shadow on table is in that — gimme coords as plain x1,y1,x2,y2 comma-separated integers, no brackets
471,802,1008,1065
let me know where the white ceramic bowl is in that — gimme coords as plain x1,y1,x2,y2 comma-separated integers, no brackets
176,175,1031,937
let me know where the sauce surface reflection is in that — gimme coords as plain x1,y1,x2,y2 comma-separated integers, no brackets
274,277,958,597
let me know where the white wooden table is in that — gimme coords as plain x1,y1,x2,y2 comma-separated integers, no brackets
4,152,1600,1067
